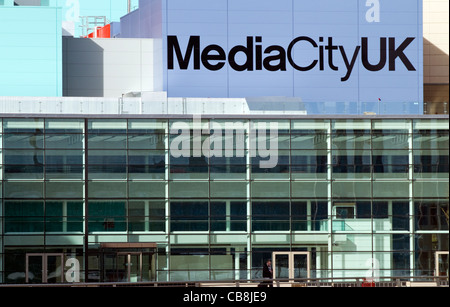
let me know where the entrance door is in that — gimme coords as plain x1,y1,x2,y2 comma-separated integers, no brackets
117,252,143,283
435,252,449,278
26,254,64,284
272,252,310,282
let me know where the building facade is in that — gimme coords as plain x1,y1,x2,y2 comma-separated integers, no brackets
0,0,448,285
0,115,448,283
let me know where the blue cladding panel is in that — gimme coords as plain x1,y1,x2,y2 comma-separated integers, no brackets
0,7,62,97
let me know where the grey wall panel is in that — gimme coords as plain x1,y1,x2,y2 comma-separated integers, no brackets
63,37,163,97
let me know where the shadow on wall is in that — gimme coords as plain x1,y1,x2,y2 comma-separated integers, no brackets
423,38,449,115
63,37,104,97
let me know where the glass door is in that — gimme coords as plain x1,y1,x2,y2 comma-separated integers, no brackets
273,252,310,282
273,254,290,281
46,254,64,283
26,254,64,284
293,253,309,279
435,252,449,278
117,252,143,283
26,254,44,284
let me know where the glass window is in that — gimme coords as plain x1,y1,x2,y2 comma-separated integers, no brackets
252,201,290,231
4,182,44,199
373,181,410,198
210,156,246,180
3,118,44,133
169,181,209,198
170,155,209,180
413,130,449,150
87,134,127,150
332,119,371,132
45,150,83,165
210,201,247,232
413,119,449,132
332,150,371,179
392,201,410,231
128,201,165,232
251,181,290,198
3,150,44,180
413,181,449,198
251,151,289,179
128,150,166,179
332,181,371,199
291,133,328,150
128,134,166,150
46,165,83,180
291,150,327,179
88,182,127,199
3,150,44,165
4,201,44,233
128,181,165,198
414,234,449,276
88,119,127,134
128,119,167,134
291,181,328,198
3,134,44,149
414,150,449,178
88,150,126,179
46,182,84,199
210,181,247,198
44,134,84,149
291,202,308,231
372,120,410,133
373,150,409,179
45,201,83,233
251,120,290,134
291,119,329,132
45,119,84,133
170,201,208,231
415,201,449,231
88,201,126,232
372,132,410,150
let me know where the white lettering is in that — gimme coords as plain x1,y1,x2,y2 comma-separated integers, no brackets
366,0,381,23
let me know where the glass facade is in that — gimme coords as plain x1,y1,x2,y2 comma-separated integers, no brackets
0,117,448,284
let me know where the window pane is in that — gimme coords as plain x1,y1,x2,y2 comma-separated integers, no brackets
4,201,44,233
88,201,126,232
251,181,290,198
4,182,44,199
3,134,44,149
372,132,410,150
169,181,209,198
45,134,84,149
170,201,208,231
88,182,127,198
88,120,127,133
291,181,328,198
128,182,165,198
128,119,166,134
88,134,127,149
414,181,449,198
373,181,409,198
128,134,166,150
252,201,289,231
332,182,371,199
3,119,44,133
46,182,84,199
45,119,84,133
210,181,247,198
128,150,165,179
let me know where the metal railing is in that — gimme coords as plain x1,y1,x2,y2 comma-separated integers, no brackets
0,276,448,288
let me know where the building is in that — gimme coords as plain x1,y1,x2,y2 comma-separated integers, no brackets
0,0,448,285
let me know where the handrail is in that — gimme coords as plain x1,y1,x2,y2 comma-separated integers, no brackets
0,276,448,288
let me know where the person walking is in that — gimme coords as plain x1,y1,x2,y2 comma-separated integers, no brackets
261,259,273,287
